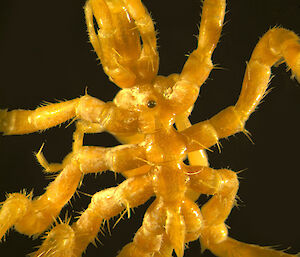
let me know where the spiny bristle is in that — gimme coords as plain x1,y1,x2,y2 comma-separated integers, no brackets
29,224,76,257
112,209,128,230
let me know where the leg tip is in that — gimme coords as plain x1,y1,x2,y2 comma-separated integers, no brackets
30,224,75,257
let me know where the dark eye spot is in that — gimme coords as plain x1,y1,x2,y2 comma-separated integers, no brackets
147,100,156,108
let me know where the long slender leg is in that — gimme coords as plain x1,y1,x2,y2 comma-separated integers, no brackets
168,0,226,113
118,197,203,257
0,93,139,136
31,174,153,257
181,28,300,153
122,0,159,82
182,198,203,243
85,0,138,87
186,166,238,244
186,166,298,257
85,0,158,88
208,237,299,257
117,199,166,257
0,98,80,135
152,233,173,257
235,28,300,122
180,0,226,84
36,120,104,173
0,159,82,238
0,94,107,135
0,144,146,239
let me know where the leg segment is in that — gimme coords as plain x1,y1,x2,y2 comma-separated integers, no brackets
186,166,298,257
208,237,299,257
152,233,173,257
181,0,226,84
0,94,107,135
0,144,146,239
117,199,166,257
175,112,209,167
181,28,300,153
168,0,226,113
180,0,226,84
0,93,139,136
182,198,203,243
235,28,300,122
181,106,244,152
0,157,82,238
85,0,138,87
186,166,238,246
122,0,159,81
85,0,158,88
0,98,80,135
31,174,153,257
118,198,203,257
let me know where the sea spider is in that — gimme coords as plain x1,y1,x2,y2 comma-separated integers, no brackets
0,0,300,256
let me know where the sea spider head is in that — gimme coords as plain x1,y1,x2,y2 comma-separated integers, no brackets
113,73,197,134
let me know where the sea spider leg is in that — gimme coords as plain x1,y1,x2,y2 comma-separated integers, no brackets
181,198,203,244
180,28,300,257
181,27,300,153
85,0,158,88
168,0,225,113
36,120,104,173
31,173,153,257
207,237,299,257
72,120,104,152
0,95,109,135
0,144,146,240
186,167,299,257
0,98,81,135
121,0,159,80
186,166,238,243
175,113,209,167
118,197,203,257
85,0,138,88
117,199,166,257
235,28,300,122
180,0,225,84
0,94,141,137
152,233,173,257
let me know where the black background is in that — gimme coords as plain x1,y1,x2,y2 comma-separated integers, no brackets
0,0,300,256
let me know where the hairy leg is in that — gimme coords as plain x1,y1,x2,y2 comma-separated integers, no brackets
0,98,80,135
118,196,203,257
31,174,153,257
122,0,159,81
0,94,107,135
181,28,300,153
117,200,164,257
152,233,173,257
186,166,238,246
168,0,226,113
180,0,226,84
0,144,146,239
208,237,299,257
186,166,298,257
85,0,138,87
235,28,300,122
85,0,158,88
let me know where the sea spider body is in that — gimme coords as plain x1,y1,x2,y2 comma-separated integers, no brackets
0,0,300,257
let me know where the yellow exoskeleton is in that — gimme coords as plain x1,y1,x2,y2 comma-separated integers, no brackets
0,0,299,256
